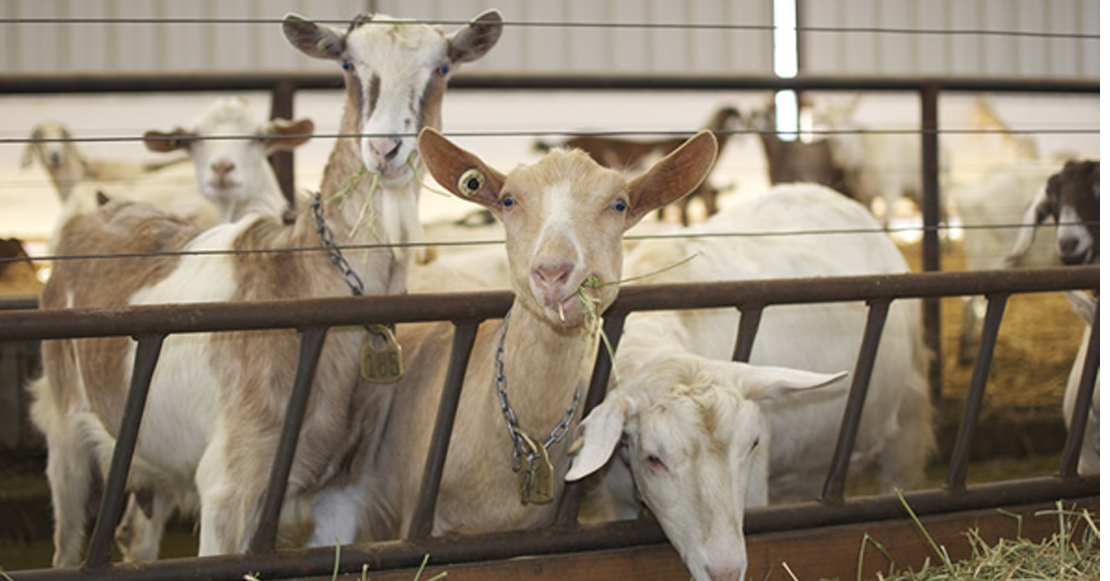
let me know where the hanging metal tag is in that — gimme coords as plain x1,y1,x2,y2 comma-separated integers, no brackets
360,324,403,383
514,430,555,505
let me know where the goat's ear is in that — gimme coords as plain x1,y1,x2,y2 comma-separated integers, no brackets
417,128,505,210
448,9,504,64
566,394,633,482
264,118,315,154
625,130,718,226
143,129,194,153
283,13,345,61
1005,185,1054,264
732,363,848,402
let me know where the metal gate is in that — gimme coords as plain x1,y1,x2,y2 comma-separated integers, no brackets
0,264,1099,580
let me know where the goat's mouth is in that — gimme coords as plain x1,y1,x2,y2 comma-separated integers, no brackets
1060,247,1097,265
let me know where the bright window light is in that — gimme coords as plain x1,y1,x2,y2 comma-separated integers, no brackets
775,90,799,141
773,0,798,78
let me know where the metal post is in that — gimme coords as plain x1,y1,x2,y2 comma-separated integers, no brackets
1058,302,1099,478
920,83,943,401
269,80,297,206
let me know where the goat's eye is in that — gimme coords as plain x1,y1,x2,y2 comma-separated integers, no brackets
645,454,666,470
749,438,760,453
500,194,516,208
341,60,353,71
610,199,628,213
436,64,451,75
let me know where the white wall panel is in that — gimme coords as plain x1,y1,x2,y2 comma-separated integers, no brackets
800,0,1097,79
0,0,1094,79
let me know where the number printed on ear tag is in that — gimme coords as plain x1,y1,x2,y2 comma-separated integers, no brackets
360,325,403,383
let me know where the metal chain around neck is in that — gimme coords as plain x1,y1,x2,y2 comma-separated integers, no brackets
311,192,366,297
494,310,581,473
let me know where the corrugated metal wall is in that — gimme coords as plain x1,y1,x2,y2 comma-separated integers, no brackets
0,0,1096,78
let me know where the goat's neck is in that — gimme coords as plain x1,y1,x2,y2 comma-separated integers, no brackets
313,131,422,295
497,302,594,436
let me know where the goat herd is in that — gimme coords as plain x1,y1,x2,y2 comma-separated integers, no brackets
4,10,1099,581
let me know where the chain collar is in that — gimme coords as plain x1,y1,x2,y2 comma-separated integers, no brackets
495,310,581,504
312,192,366,297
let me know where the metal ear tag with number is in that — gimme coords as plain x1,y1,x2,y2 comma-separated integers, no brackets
514,429,555,505
360,324,403,383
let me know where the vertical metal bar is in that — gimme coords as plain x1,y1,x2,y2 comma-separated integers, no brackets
732,305,765,363
1058,302,1099,478
555,313,627,526
819,299,890,505
83,333,166,570
409,320,481,540
269,80,297,206
248,326,328,554
945,293,1009,491
920,83,943,401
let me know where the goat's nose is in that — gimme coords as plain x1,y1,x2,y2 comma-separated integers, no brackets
705,566,742,581
211,160,235,178
48,151,62,167
369,136,403,162
533,262,574,305
1058,236,1079,255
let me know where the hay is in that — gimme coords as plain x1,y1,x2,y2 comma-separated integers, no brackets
865,497,1097,581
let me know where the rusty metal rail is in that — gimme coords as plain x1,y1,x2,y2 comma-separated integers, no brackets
0,265,1100,580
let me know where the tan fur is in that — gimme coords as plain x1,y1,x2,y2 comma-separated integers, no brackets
331,129,717,539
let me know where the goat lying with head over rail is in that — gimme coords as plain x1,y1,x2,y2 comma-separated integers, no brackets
569,183,935,581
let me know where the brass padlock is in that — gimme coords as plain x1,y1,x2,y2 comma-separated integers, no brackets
514,429,555,505
360,324,403,383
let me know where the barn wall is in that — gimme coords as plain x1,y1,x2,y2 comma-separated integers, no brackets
0,0,1095,78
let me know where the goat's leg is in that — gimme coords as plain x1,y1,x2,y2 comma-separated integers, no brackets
877,384,935,492
115,489,173,562
42,419,95,567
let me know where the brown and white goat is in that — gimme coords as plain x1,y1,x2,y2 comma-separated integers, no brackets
30,10,503,565
534,106,741,226
329,128,717,539
1008,159,1100,266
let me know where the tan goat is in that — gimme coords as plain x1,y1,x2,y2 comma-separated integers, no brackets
31,10,503,565
324,128,718,539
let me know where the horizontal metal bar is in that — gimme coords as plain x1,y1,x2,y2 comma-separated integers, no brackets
0,72,1097,95
0,267,1098,343
9,477,1096,581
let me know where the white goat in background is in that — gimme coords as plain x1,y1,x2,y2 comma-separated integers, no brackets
1063,291,1099,476
569,184,934,581
143,97,314,223
21,121,190,203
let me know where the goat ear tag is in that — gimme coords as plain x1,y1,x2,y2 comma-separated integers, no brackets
360,326,403,383
457,168,485,197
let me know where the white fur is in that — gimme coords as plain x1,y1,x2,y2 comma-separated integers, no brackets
568,184,934,581
1063,292,1099,476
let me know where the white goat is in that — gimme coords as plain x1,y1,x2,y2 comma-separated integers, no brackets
322,129,717,542
1063,291,1099,476
568,184,935,581
143,97,314,223
30,10,503,566
21,121,190,204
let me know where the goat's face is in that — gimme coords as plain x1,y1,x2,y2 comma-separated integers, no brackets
1043,160,1100,265
283,10,503,186
417,128,718,329
22,122,72,171
143,98,313,211
567,359,846,581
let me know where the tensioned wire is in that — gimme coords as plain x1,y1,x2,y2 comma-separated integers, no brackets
0,18,1098,42
0,222,1096,266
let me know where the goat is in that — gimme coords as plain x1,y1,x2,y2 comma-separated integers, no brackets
142,97,314,223
1007,160,1100,266
30,10,503,565
534,106,742,226
322,128,717,542
1063,291,1099,476
951,161,1067,363
747,104,853,198
21,121,190,204
567,183,934,581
